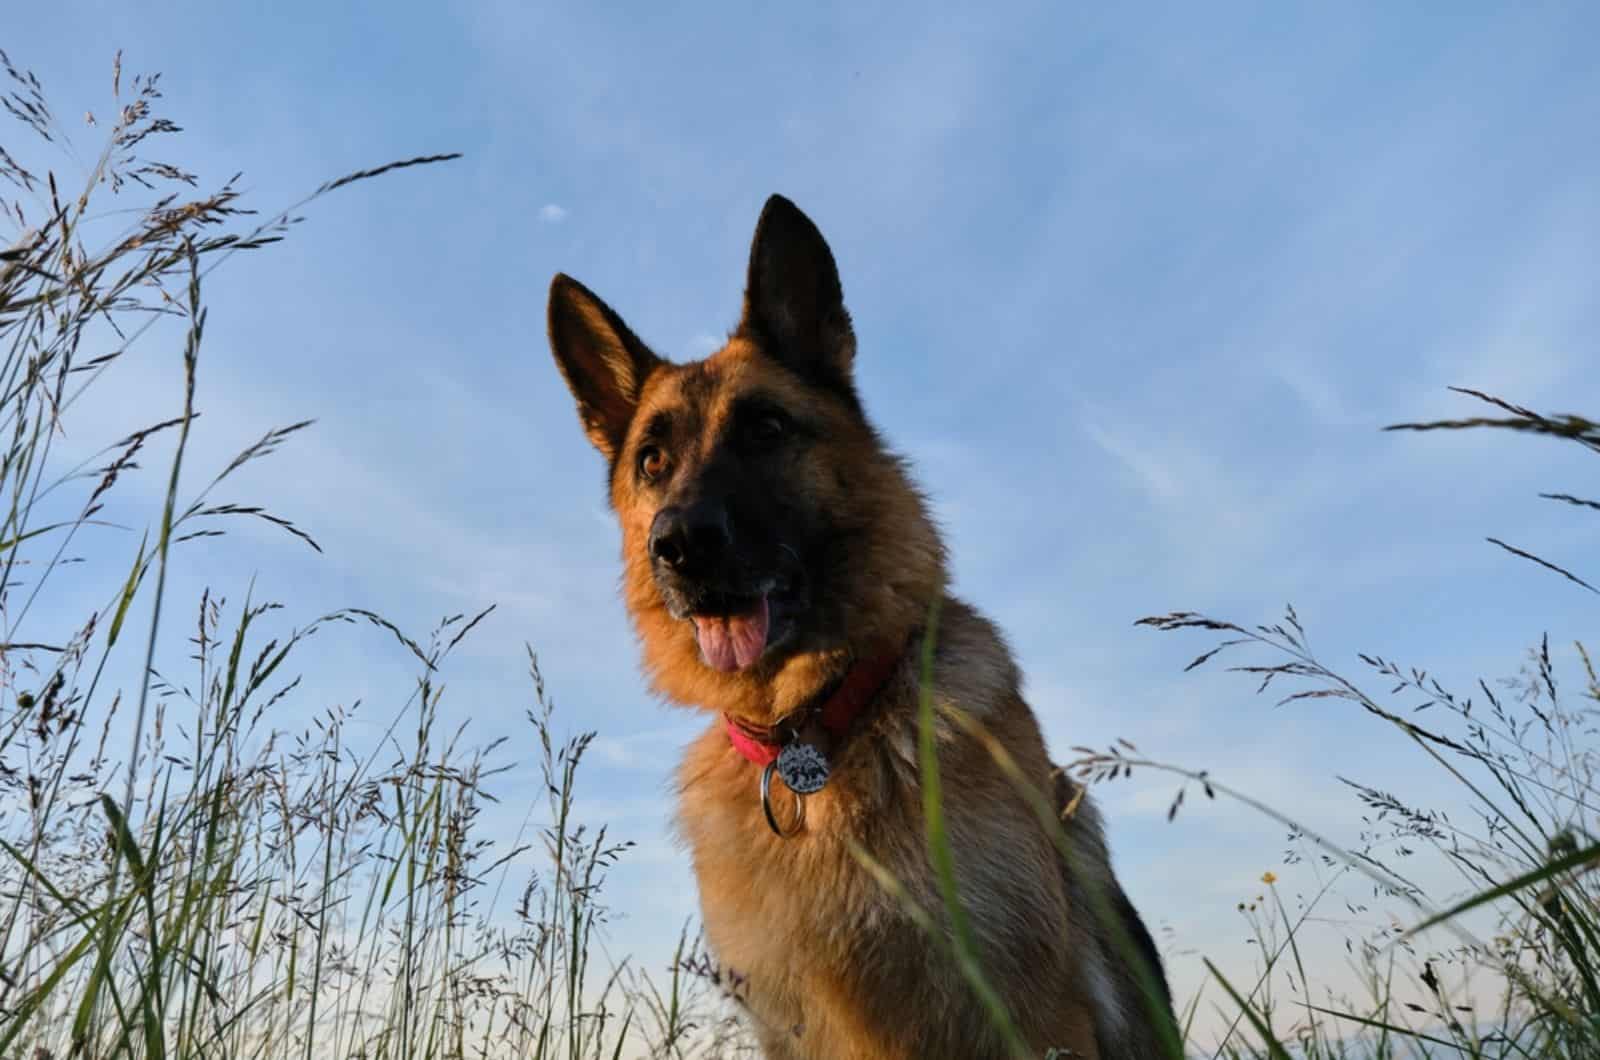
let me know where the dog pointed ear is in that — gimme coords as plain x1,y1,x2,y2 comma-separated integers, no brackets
547,274,662,460
740,195,856,388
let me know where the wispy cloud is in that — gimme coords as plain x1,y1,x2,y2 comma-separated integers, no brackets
1079,420,1188,506
7,2,1598,1045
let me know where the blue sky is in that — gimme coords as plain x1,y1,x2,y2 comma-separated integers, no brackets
9,0,1600,1043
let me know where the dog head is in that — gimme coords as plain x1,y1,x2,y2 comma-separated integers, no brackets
546,195,944,718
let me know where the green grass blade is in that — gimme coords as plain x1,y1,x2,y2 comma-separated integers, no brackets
1204,958,1294,1060
913,599,1033,1060
105,532,147,648
1407,839,1600,935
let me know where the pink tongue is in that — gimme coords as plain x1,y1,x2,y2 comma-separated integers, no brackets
692,596,770,672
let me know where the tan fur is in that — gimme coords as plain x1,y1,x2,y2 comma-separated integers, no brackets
614,340,946,727
545,196,1172,1058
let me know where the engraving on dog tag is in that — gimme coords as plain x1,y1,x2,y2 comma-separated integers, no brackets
775,741,830,794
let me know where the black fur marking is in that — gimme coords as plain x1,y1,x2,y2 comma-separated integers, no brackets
1115,889,1172,1012
674,361,720,410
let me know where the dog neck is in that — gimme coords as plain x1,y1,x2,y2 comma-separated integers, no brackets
723,648,902,765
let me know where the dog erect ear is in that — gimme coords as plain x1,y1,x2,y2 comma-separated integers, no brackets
740,195,856,388
547,274,662,460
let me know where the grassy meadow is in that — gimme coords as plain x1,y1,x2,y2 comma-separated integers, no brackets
1,54,1595,1059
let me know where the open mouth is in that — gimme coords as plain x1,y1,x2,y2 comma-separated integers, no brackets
690,594,771,673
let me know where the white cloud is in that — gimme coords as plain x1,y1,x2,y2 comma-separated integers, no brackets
1079,419,1187,505
12,4,1598,1049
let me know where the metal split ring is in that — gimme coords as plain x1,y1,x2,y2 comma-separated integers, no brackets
760,760,806,838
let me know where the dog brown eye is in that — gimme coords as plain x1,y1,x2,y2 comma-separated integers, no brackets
638,445,667,480
748,414,786,446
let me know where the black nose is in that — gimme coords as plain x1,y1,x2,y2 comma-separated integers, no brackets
648,501,731,578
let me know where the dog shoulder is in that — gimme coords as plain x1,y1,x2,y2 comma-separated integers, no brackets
926,595,1023,720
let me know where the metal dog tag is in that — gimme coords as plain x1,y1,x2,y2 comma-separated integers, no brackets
775,741,831,794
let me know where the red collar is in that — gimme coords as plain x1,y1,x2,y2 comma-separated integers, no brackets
723,650,902,766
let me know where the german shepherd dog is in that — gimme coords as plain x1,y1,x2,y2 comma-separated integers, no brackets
546,196,1175,1058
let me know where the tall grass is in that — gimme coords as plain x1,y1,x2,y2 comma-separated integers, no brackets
894,385,1597,1057
0,52,741,1060
1134,390,1598,1057
4,48,1594,1060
